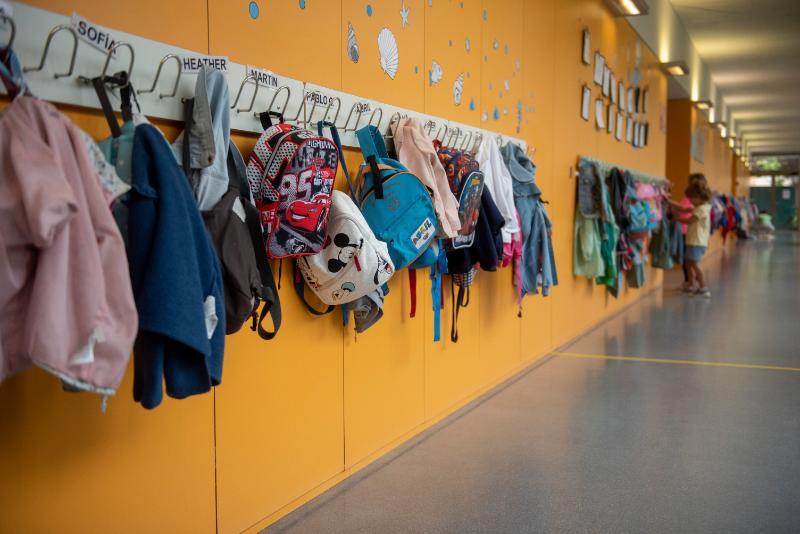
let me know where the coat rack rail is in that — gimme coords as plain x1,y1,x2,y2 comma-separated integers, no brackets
4,2,528,152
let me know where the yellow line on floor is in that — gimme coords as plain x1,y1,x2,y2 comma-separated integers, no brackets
553,351,800,373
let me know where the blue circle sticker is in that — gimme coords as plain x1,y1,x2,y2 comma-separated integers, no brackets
248,1,259,19
299,0,306,8
366,4,373,16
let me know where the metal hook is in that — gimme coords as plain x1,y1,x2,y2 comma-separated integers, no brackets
304,92,322,127
342,102,365,132
138,54,182,98
434,123,446,142
101,42,135,79
368,107,383,129
460,130,473,151
424,120,437,136
23,25,78,78
1,14,15,49
385,111,403,139
471,132,483,154
321,96,342,125
285,90,308,124
230,75,260,112
255,85,292,117
445,126,461,147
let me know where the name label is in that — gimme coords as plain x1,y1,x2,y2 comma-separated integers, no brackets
71,13,121,56
181,55,229,73
246,66,278,88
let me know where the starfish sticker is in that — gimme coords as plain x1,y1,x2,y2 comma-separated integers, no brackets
400,1,410,28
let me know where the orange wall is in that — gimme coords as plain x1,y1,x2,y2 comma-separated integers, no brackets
1,1,668,533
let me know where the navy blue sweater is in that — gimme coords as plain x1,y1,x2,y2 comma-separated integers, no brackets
129,125,225,409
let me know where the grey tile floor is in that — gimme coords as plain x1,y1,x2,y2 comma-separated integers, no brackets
268,233,800,534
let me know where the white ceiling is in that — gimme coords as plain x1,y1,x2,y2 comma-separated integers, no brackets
669,0,800,156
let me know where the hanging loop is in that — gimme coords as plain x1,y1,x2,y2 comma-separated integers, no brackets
255,85,292,117
138,54,182,98
321,96,342,125
342,102,365,132
23,24,78,79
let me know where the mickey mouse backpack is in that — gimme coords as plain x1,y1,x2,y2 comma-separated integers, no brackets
246,122,339,258
295,123,395,309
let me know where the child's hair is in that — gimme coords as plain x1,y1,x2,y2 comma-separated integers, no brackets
685,180,712,203
688,173,708,185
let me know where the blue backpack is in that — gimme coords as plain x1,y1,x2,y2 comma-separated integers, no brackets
355,125,445,341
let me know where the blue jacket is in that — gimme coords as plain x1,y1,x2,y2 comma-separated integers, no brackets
501,144,558,297
129,124,225,409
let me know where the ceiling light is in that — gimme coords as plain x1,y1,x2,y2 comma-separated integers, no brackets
693,100,713,110
659,61,690,76
604,0,649,16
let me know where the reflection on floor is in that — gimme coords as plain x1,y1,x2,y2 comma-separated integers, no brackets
268,233,800,534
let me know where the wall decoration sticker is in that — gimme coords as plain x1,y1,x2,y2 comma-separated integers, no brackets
453,73,465,106
465,37,471,52
469,99,476,110
582,30,591,65
642,88,649,113
482,9,488,20
634,86,641,113
399,1,410,27
481,111,488,122
504,79,510,91
428,60,442,85
347,22,359,63
366,4,373,16
493,38,500,50
298,0,306,9
378,28,399,79
248,1,259,19
626,87,634,113
581,86,591,121
602,66,611,96
618,81,626,110
593,52,605,85
516,100,522,133
595,98,606,130
515,59,521,71
503,44,509,55
615,112,624,141
607,104,614,134
492,107,500,120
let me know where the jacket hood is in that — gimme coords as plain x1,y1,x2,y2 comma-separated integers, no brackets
172,66,231,210
501,142,540,197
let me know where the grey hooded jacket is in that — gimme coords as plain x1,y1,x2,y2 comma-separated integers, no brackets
172,66,232,210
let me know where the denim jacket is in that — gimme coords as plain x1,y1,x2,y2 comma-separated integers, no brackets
501,144,558,297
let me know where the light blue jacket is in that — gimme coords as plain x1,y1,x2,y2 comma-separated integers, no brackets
501,144,558,297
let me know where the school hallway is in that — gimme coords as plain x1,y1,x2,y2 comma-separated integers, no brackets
268,234,800,534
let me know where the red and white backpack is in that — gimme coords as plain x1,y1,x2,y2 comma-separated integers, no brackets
246,123,339,258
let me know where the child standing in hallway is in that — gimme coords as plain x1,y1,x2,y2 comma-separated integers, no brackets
669,178,713,297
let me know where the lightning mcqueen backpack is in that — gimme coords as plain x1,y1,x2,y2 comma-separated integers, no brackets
246,123,339,258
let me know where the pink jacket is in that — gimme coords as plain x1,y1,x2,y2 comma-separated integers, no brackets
0,97,137,395
391,118,461,238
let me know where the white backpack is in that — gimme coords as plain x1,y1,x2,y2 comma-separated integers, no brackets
296,190,395,305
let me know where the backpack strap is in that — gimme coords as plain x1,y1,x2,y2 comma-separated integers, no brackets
450,281,469,343
259,111,284,130
293,262,335,316
318,121,357,199
408,269,417,318
356,125,386,199
181,97,195,180
231,146,283,340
